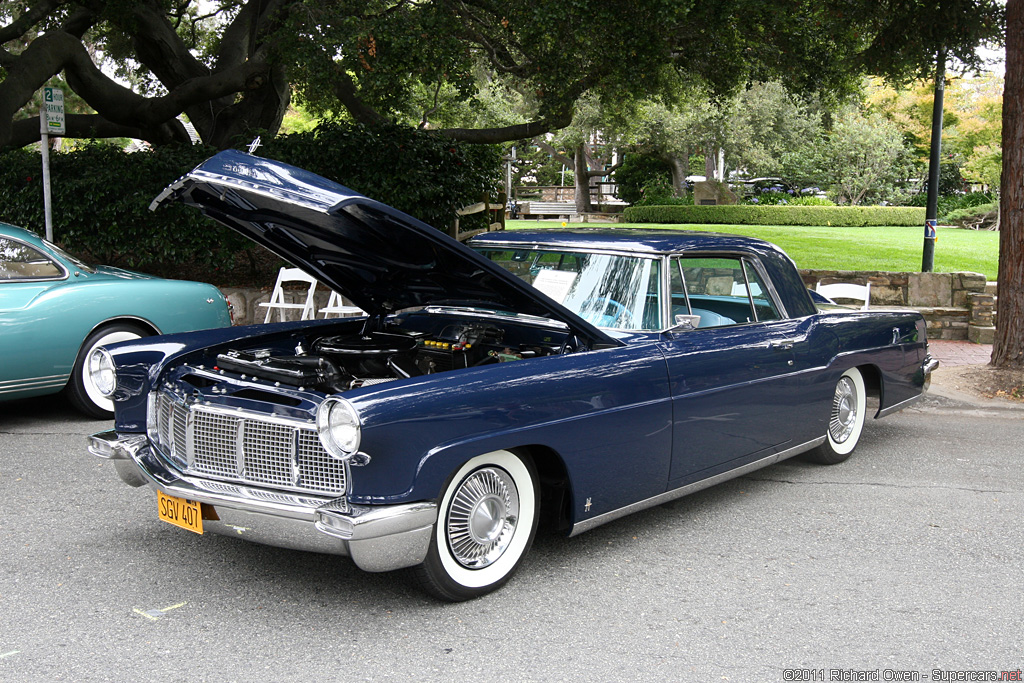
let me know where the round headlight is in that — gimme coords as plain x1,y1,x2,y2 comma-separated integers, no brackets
316,397,361,460
88,348,117,397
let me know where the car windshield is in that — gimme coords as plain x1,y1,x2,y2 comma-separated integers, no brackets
473,247,662,330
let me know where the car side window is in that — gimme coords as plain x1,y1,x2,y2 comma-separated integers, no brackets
0,237,64,281
671,256,781,327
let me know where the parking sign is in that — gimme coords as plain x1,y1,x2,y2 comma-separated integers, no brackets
43,87,65,135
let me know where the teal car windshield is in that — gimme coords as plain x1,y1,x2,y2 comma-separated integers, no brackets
474,248,662,330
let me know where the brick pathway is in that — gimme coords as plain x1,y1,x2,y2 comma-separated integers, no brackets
928,339,993,367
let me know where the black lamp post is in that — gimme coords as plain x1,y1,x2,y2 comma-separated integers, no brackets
922,48,946,272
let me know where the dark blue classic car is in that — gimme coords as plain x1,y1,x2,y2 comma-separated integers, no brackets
88,151,937,601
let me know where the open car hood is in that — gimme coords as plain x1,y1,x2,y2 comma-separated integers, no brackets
152,150,615,344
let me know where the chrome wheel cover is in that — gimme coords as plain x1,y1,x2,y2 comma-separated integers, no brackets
829,376,859,444
446,467,519,569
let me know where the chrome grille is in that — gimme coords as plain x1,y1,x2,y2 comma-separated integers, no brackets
151,391,347,497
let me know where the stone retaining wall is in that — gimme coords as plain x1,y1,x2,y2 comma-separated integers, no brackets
799,269,987,307
221,269,996,341
800,269,993,341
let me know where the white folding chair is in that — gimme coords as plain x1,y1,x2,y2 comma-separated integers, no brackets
259,267,319,322
319,291,366,318
816,281,871,310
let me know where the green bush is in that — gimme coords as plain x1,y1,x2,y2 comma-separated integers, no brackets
787,196,836,206
613,154,672,204
0,122,502,284
944,202,999,229
742,192,835,207
622,204,925,227
906,190,995,220
634,177,692,206
261,122,502,230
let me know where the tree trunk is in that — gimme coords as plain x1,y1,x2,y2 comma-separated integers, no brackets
994,0,1024,368
574,145,594,213
704,145,717,179
668,151,690,197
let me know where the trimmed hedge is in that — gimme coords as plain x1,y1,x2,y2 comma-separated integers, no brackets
0,122,502,284
623,204,926,227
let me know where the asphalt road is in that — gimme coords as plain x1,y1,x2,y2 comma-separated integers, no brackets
1,393,1022,682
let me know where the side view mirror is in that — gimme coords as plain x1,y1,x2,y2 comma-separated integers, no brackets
669,314,701,332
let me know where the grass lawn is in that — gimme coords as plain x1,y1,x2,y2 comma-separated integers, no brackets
505,220,1000,280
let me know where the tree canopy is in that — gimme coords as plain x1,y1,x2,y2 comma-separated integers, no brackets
0,0,1005,150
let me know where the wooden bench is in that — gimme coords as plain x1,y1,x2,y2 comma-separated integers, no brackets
518,201,577,219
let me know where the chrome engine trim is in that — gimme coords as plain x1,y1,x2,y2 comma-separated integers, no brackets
148,389,348,500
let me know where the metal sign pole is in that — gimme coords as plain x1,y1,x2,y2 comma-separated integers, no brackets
40,86,64,243
40,116,53,242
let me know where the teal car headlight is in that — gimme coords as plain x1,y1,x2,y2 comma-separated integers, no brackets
88,348,117,397
316,397,362,460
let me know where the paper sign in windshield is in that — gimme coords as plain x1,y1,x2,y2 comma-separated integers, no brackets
532,269,578,303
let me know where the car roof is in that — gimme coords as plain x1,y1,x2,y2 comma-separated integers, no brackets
470,228,782,257
472,228,819,319
0,222,45,247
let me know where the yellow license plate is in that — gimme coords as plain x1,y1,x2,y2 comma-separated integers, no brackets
157,490,204,535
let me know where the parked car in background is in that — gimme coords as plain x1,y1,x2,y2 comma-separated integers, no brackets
88,151,937,601
0,223,231,417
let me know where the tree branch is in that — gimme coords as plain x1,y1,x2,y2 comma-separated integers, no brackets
126,1,209,88
218,0,290,68
534,139,575,169
0,0,65,44
7,113,191,150
330,69,391,126
440,109,575,144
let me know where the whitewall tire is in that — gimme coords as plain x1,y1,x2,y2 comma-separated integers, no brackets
66,323,145,419
805,367,867,465
413,450,539,601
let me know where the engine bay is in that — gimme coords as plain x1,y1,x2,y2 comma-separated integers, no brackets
209,311,571,394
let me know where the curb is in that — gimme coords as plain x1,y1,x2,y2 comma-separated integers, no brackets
918,368,1024,414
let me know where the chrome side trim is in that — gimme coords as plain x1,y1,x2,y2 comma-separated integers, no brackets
877,393,926,418
0,374,68,394
569,436,826,537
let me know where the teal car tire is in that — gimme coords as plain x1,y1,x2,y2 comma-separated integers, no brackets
66,323,147,419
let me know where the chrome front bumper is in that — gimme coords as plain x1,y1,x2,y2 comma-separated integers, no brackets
87,430,437,573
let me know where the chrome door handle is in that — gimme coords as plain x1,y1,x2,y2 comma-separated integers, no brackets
768,338,799,350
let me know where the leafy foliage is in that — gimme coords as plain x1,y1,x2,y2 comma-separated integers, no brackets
261,122,502,229
0,123,502,283
817,108,917,205
944,202,999,229
623,204,925,227
614,154,674,204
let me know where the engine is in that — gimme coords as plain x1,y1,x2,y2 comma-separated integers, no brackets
211,319,559,394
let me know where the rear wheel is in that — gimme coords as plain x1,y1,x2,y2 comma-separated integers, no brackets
804,367,867,465
66,323,146,419
413,450,539,601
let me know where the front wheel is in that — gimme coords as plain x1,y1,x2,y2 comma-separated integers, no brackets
413,450,539,601
804,367,867,465
66,323,146,419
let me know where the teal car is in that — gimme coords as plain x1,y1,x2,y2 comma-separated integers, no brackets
0,223,231,418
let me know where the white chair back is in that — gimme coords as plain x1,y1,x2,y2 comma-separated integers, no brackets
259,267,319,322
816,282,871,310
320,291,366,318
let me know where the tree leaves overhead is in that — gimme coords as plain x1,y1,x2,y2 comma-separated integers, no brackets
0,0,1005,150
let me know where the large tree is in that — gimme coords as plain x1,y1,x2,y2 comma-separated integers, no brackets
0,0,1004,150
